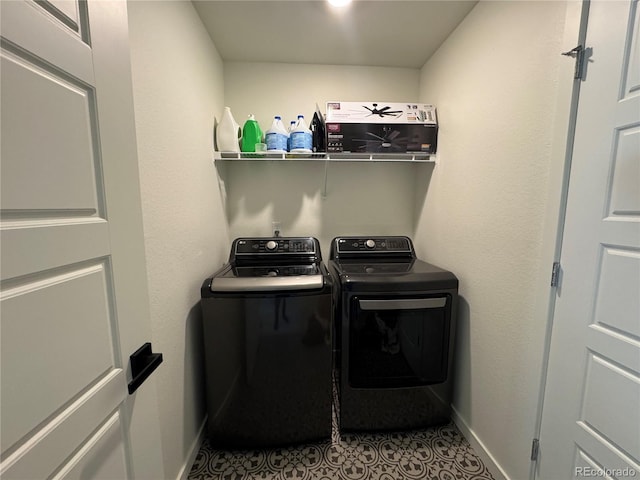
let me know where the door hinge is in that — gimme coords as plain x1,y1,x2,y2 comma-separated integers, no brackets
561,45,586,80
531,438,540,461
550,262,561,287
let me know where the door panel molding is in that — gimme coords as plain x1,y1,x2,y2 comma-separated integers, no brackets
0,1,93,84
1,44,105,217
50,412,128,480
1,261,119,449
0,220,110,281
33,1,81,36
0,369,126,479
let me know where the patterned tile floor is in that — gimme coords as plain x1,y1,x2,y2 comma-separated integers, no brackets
188,407,495,480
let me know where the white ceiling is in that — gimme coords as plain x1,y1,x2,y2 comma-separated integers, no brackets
192,1,478,69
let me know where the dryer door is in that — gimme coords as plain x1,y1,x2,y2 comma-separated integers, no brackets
347,295,452,388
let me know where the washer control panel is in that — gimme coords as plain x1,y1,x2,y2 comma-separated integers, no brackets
235,237,317,256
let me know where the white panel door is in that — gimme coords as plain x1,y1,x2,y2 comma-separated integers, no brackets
0,1,164,479
538,1,640,478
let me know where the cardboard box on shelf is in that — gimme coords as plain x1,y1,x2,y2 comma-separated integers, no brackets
325,101,438,154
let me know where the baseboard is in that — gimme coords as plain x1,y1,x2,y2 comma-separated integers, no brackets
451,407,509,480
177,417,207,480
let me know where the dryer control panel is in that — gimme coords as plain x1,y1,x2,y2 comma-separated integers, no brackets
332,236,414,258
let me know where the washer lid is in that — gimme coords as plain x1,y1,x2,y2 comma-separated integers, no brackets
210,264,325,292
232,265,320,277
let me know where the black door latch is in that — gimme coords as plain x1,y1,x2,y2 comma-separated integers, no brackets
128,342,163,394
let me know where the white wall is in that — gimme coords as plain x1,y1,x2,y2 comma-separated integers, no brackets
222,62,422,250
127,2,229,478
224,62,420,135
416,2,569,479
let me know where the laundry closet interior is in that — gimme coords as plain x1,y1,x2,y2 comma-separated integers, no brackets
125,2,577,479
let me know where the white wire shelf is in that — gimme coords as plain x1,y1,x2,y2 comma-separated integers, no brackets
213,151,435,163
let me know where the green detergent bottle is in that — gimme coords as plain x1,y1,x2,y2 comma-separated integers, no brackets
241,115,263,152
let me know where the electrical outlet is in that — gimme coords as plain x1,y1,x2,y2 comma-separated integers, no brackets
272,221,281,237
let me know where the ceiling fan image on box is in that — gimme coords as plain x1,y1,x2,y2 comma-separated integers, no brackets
353,127,408,152
362,103,403,118
338,103,405,119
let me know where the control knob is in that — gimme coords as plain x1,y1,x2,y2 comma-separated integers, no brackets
365,239,376,249
265,240,278,251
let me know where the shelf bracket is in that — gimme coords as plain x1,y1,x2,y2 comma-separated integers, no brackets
322,157,330,198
